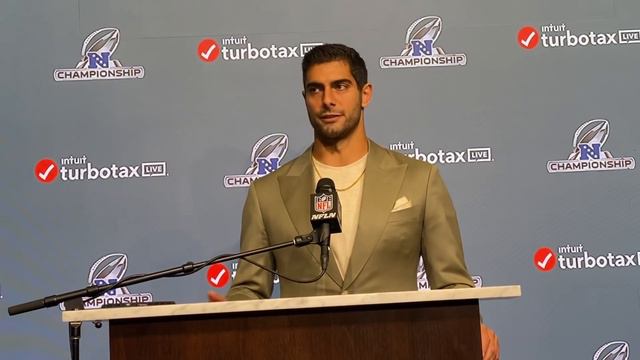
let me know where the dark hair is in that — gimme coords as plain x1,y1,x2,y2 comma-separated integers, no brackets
302,44,368,89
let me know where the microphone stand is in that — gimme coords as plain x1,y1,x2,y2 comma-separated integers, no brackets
319,223,331,271
7,231,320,360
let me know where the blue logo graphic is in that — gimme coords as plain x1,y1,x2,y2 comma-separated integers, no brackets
411,40,433,56
93,278,119,296
257,158,280,174
579,143,601,160
88,52,111,68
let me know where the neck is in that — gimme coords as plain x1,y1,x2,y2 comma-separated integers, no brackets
312,130,369,167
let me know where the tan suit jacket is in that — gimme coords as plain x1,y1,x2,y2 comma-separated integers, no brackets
227,141,473,300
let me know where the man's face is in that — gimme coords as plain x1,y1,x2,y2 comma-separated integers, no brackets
303,60,371,143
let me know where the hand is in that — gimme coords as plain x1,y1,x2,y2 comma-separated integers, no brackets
207,291,226,302
481,323,500,360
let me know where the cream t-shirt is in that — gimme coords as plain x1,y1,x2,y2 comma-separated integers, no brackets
312,153,368,278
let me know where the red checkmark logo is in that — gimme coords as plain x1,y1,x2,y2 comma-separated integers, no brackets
534,247,556,272
207,263,230,288
518,26,540,50
198,38,221,63
34,158,59,183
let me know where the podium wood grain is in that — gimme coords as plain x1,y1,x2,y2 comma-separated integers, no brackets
109,300,481,359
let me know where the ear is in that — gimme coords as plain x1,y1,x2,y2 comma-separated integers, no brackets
360,83,373,109
301,89,306,99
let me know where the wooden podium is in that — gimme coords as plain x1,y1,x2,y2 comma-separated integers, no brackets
62,286,520,360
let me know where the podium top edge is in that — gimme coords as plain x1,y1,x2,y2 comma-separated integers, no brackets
62,285,521,323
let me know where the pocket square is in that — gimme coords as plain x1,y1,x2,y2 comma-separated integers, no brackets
391,196,412,212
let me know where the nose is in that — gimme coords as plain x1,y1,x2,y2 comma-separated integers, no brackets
322,89,336,109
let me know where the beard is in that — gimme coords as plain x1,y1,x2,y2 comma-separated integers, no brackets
309,106,362,144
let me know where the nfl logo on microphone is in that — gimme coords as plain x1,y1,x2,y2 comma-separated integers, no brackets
314,194,334,213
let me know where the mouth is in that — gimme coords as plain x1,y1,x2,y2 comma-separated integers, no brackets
318,113,342,122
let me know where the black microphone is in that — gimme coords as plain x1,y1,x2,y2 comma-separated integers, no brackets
310,178,342,271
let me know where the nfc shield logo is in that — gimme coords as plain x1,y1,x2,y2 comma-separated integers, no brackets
257,158,279,175
411,40,433,56
88,52,111,69
593,341,629,360
88,52,110,68
580,143,602,160
223,133,289,188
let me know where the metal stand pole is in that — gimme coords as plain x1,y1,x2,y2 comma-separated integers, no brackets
69,321,81,360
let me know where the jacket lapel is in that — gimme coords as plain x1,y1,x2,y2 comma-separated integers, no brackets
278,148,344,287
342,142,407,290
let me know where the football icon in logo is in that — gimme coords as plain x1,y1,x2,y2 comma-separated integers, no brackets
593,341,629,360
77,28,122,68
88,253,130,295
569,119,612,160
401,16,444,56
246,133,289,175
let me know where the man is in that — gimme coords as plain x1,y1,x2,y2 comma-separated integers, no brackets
209,44,500,359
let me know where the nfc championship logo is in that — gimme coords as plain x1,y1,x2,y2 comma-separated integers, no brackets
314,194,334,213
223,133,288,188
59,253,152,310
380,16,467,69
54,27,145,81
593,341,629,360
547,119,635,173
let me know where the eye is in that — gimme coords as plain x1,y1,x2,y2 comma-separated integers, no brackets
335,82,350,91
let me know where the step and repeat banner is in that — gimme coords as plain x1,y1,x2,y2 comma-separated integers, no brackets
1,0,638,358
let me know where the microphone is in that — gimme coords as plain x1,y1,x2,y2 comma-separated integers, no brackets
310,178,342,271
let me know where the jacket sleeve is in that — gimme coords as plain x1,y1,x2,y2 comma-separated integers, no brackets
421,165,474,289
226,182,275,300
